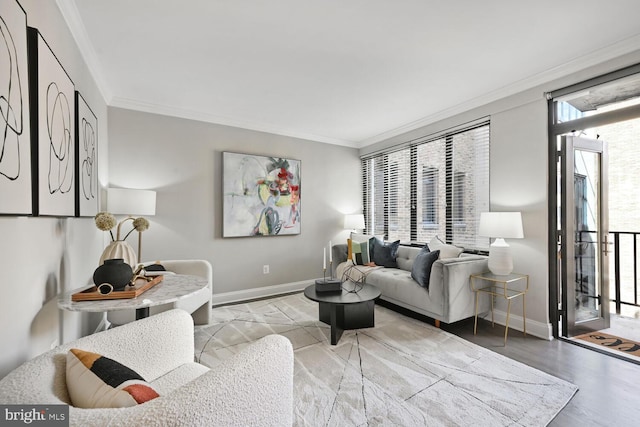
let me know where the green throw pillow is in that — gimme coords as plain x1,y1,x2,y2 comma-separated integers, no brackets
350,238,373,265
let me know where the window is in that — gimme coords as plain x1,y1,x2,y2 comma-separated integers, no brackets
362,122,490,250
422,167,438,226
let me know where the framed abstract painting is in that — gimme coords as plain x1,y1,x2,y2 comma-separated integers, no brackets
0,0,32,215
75,91,98,217
223,152,301,237
28,27,75,216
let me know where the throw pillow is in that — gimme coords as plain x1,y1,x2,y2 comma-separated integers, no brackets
350,232,376,255
411,247,440,288
372,238,400,267
66,348,160,409
428,235,463,259
349,238,373,265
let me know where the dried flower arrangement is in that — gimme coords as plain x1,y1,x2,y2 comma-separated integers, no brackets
95,212,151,266
94,212,150,242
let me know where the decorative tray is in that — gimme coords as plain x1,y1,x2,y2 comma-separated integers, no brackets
72,275,163,301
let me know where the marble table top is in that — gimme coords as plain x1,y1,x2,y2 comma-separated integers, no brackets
58,274,209,313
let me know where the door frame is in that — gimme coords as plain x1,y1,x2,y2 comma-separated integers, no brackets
547,64,640,339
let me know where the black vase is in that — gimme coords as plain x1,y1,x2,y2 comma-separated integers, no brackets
93,258,133,291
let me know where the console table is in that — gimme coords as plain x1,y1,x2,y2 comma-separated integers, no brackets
58,274,209,328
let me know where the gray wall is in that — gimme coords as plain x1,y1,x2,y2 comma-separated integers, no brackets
363,49,640,338
0,0,108,378
107,107,362,299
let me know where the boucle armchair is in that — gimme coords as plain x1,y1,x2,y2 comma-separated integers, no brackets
0,309,294,427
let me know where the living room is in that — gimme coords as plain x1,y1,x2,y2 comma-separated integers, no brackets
2,0,640,425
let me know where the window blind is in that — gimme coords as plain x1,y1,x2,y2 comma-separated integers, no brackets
361,122,490,251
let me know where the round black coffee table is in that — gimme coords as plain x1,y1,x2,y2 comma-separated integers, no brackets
304,281,381,345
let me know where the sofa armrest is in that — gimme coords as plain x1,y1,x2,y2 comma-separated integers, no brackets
428,256,489,323
89,334,294,427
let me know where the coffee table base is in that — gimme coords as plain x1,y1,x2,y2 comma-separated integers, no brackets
318,300,376,345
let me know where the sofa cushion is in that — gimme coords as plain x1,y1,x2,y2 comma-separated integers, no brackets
395,245,423,272
66,348,159,409
372,238,400,267
365,268,443,317
429,236,463,259
411,247,440,288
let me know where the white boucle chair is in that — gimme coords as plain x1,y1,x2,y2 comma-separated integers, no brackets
0,309,294,427
107,259,213,326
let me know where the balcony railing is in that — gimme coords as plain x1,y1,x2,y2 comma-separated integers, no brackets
611,231,640,314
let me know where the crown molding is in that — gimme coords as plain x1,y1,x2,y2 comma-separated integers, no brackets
360,34,640,147
110,97,359,148
54,1,640,149
56,0,112,103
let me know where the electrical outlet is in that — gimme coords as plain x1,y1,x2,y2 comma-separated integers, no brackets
263,265,270,274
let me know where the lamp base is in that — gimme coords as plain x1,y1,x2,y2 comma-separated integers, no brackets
487,238,513,275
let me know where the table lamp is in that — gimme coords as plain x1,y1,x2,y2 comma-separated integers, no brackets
107,188,157,263
479,212,524,275
344,214,365,231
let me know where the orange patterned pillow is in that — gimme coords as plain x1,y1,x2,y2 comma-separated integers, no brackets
66,348,159,408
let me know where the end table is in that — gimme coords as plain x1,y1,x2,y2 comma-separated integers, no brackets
470,271,529,345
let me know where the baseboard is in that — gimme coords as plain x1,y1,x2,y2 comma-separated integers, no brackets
477,309,553,341
211,280,309,306
210,281,554,341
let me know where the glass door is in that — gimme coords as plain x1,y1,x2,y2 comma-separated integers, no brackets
560,135,610,336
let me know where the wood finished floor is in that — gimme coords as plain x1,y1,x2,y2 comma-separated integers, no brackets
442,317,640,426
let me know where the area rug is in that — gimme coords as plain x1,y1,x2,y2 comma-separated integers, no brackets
574,331,640,357
195,293,578,426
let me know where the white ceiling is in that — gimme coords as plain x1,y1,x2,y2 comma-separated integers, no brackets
58,0,640,147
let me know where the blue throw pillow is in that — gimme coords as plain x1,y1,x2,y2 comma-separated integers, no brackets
372,238,400,267
411,246,440,288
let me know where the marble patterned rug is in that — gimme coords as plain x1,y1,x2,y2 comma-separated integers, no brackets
194,293,578,426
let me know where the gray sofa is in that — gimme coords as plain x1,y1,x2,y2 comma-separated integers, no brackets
332,244,490,325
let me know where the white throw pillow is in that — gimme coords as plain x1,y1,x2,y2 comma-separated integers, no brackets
429,236,463,259
66,348,159,409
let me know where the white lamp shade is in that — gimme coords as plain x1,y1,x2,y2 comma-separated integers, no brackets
107,188,156,216
344,214,365,230
479,212,523,239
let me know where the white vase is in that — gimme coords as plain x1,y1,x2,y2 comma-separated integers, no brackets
99,240,137,267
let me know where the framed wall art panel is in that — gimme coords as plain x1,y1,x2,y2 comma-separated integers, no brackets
223,152,301,237
75,91,98,217
28,27,75,216
0,0,32,215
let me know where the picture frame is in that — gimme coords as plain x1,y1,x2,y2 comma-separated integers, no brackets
75,91,98,217
223,151,301,237
28,27,75,217
0,0,32,215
